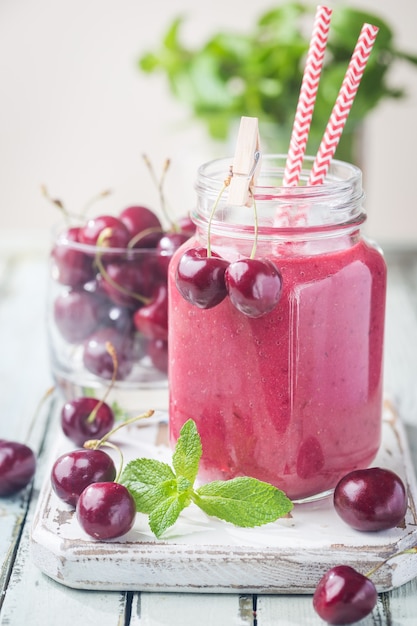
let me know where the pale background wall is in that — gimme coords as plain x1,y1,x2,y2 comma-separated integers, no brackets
0,0,416,249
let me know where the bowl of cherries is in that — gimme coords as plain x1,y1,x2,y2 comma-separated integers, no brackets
47,194,194,413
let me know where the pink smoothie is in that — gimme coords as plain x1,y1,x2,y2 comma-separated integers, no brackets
168,237,386,500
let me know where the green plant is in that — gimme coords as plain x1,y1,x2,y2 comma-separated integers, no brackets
139,3,417,162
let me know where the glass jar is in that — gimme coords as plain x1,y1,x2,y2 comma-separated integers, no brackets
47,226,170,414
168,155,387,501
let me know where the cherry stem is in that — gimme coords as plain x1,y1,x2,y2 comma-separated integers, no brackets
207,183,228,258
84,409,154,451
80,189,112,218
41,185,71,223
249,190,259,260
365,546,417,579
97,441,125,483
86,342,118,424
95,228,151,305
25,385,55,445
41,185,112,224
127,226,164,249
142,154,176,230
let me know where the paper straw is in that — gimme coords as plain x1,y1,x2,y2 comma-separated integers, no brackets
308,23,379,186
283,5,332,187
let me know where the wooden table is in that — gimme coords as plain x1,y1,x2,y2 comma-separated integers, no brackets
1,241,417,625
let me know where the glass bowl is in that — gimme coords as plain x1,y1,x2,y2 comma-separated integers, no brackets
47,224,172,415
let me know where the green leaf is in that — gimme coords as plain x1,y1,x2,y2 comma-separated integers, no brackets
193,477,293,528
120,420,293,538
119,458,176,513
172,419,202,483
148,491,189,538
136,3,417,149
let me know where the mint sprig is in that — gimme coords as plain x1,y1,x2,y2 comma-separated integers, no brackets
119,418,293,538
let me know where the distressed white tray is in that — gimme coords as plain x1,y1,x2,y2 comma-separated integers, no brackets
31,401,417,594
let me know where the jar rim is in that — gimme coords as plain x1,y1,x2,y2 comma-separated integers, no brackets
194,154,365,235
196,154,362,197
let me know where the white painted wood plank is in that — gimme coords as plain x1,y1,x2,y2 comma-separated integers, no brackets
130,592,252,626
383,576,417,624
1,529,129,626
0,392,54,589
0,252,52,443
30,402,417,594
257,594,327,626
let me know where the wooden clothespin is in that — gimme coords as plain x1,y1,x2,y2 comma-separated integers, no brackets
227,116,261,206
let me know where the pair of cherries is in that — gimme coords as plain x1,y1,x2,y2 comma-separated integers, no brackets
51,444,136,541
52,392,147,540
175,247,283,318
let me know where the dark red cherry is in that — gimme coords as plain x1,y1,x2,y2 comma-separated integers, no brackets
333,467,408,531
100,260,151,308
82,273,110,301
225,258,282,318
79,215,130,248
313,565,377,625
177,215,196,237
157,232,189,275
51,448,116,507
133,283,168,341
104,304,135,334
51,227,94,287
147,338,168,373
53,289,102,343
119,205,162,247
60,397,115,446
0,439,36,497
83,327,135,380
175,247,229,309
76,482,136,540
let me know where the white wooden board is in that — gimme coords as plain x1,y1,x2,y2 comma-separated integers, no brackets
30,401,417,594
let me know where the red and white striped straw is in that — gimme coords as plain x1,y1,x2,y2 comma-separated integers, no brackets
283,5,332,187
308,23,379,186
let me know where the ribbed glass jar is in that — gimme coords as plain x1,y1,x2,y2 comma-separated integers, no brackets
168,155,387,501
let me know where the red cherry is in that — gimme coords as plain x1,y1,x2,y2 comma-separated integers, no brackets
147,338,168,373
51,227,94,287
157,232,189,275
313,565,377,625
225,258,282,318
79,215,130,248
119,205,162,247
177,215,196,237
99,251,162,309
99,260,149,308
0,440,36,497
76,482,136,540
83,327,136,381
333,467,408,531
133,283,168,341
53,289,102,343
175,247,229,309
60,397,115,446
51,449,116,507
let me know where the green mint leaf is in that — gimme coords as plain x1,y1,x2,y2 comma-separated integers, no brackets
193,477,293,528
172,419,202,484
148,490,190,538
119,458,176,513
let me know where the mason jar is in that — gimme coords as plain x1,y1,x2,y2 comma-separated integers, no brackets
168,155,387,501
